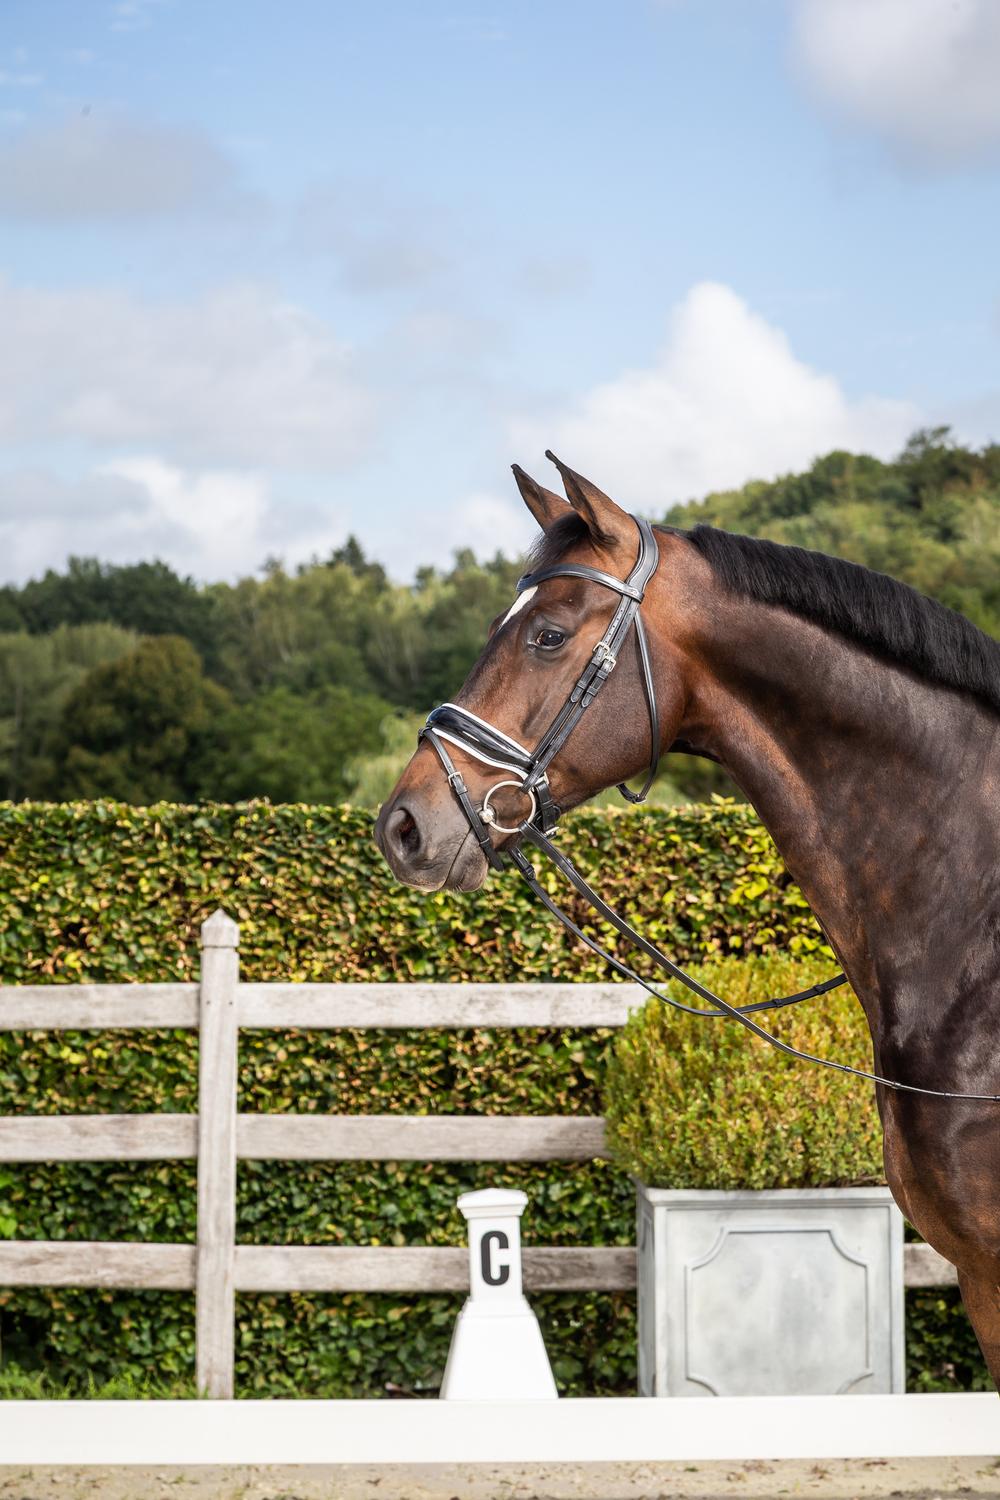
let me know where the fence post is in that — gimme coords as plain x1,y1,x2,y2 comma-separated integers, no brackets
196,909,240,1398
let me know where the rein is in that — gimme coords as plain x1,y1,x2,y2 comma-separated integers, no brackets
421,514,1000,1104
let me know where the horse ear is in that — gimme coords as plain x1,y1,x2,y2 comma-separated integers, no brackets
545,451,631,545
511,464,571,530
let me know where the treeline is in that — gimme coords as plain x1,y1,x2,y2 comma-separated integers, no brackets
0,540,520,805
1,428,997,807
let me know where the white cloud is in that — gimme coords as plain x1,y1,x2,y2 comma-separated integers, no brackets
444,490,536,560
0,459,350,584
0,113,256,222
99,457,272,573
792,0,1000,167
0,277,375,469
512,282,918,509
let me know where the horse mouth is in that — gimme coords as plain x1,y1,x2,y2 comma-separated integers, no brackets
442,828,490,892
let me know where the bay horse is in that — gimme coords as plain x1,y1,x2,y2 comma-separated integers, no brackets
375,454,1000,1386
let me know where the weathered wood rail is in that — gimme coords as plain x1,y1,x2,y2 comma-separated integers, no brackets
0,912,956,1397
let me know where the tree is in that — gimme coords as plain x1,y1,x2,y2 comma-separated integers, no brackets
0,623,138,800
0,558,216,660
210,684,394,804
49,636,231,803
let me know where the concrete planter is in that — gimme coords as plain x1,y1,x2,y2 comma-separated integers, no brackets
636,1185,904,1397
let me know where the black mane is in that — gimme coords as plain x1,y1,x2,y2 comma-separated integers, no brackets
686,524,1000,717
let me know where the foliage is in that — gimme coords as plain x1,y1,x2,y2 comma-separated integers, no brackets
0,557,216,657
0,1364,198,1400
343,710,426,809
0,800,986,1394
215,685,394,804
604,956,882,1189
44,636,232,803
0,798,833,985
906,1289,993,1393
0,623,138,800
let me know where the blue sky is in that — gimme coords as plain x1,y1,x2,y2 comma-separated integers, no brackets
1,0,999,582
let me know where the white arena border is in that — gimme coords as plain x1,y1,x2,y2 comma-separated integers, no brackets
2,1394,999,1465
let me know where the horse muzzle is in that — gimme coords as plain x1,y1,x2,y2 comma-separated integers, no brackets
375,784,493,892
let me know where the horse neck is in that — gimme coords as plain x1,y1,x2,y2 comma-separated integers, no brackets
681,593,1000,1031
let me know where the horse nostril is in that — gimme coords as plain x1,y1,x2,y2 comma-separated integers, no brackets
388,806,421,861
398,810,418,853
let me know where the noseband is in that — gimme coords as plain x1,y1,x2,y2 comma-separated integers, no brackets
417,512,1000,1104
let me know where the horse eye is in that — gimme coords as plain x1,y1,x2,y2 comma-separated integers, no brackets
534,628,565,650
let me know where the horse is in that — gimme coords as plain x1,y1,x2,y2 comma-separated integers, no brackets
374,453,1000,1385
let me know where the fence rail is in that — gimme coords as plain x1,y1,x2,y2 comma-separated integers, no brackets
0,980,642,1031
0,912,958,1398
0,1237,952,1293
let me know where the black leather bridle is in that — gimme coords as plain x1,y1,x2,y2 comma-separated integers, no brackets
418,511,1000,1103
422,515,661,868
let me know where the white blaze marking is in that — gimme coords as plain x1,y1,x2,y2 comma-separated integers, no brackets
500,585,537,627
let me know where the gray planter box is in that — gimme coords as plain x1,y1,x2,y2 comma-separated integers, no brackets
636,1185,904,1397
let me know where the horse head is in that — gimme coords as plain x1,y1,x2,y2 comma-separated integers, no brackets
375,455,696,891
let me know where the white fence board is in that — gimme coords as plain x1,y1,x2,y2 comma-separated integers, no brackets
0,1114,196,1160
3,1394,1000,1465
0,1242,633,1293
0,983,198,1030
238,981,640,1029
0,1241,194,1289
904,1242,958,1287
236,1113,608,1161
232,1244,637,1292
0,1241,951,1293
0,981,639,1033
0,1112,607,1162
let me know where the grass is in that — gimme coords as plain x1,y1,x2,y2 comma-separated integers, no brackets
0,1365,199,1400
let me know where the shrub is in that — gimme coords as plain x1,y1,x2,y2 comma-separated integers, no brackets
603,956,883,1189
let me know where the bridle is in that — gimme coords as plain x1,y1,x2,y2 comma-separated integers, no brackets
422,515,661,864
419,513,1000,1104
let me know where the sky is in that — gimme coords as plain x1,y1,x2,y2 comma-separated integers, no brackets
1,0,999,584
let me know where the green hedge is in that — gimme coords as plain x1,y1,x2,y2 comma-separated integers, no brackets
604,956,883,1189
0,797,828,984
0,800,988,1394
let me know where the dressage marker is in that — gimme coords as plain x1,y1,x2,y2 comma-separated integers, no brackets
441,1188,557,1401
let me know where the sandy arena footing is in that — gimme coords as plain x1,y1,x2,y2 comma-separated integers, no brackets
2,1458,1000,1500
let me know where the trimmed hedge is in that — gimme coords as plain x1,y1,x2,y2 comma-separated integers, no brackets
0,797,829,985
604,956,883,1190
0,800,988,1394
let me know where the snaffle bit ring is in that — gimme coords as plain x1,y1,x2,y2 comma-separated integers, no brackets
480,779,537,836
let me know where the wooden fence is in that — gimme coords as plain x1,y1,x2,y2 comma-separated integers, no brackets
0,910,955,1399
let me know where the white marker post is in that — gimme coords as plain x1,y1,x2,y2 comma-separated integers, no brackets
440,1188,558,1401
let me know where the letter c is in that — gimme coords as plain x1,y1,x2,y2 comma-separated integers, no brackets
480,1229,510,1286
